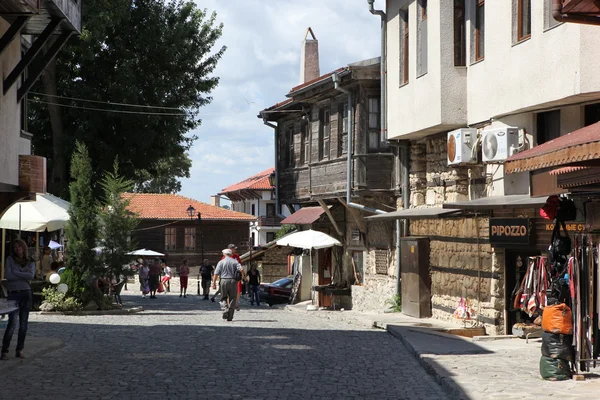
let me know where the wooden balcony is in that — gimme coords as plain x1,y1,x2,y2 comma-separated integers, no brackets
257,216,283,227
0,0,82,34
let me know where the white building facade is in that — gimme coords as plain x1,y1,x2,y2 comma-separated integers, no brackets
216,168,291,247
375,0,600,333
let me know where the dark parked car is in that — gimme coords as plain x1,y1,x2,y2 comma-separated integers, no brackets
259,277,294,306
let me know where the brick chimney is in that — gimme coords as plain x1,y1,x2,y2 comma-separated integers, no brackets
300,27,320,84
210,195,220,207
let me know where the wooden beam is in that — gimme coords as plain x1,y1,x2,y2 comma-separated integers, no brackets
18,31,74,102
317,200,344,238
0,16,29,58
337,197,366,232
4,17,61,95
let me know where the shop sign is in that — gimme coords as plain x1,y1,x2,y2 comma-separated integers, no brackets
489,218,531,247
543,223,585,232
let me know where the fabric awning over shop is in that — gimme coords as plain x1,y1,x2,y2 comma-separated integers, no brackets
0,193,70,232
442,194,547,210
281,206,330,225
505,121,600,174
366,207,461,220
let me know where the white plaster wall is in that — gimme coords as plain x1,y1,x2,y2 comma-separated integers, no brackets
0,20,22,187
386,0,467,139
466,1,600,123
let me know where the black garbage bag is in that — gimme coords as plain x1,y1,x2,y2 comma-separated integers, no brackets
540,356,571,381
541,332,574,361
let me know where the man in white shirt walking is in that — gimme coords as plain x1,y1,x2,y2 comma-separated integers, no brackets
212,249,244,321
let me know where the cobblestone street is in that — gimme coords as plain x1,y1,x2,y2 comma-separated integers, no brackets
1,290,447,400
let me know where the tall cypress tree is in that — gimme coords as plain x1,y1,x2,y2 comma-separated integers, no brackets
64,141,98,299
99,159,138,280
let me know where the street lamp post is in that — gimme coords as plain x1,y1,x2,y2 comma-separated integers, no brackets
186,205,202,296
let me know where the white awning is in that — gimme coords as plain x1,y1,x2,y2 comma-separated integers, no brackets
0,193,70,232
366,207,461,220
442,195,547,210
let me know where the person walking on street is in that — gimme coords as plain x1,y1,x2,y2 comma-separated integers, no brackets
212,249,244,321
139,261,150,298
199,259,213,300
148,258,161,299
161,261,172,293
179,259,190,298
247,265,261,306
226,244,244,311
2,239,35,360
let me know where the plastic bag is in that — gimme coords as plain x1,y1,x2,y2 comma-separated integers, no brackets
541,332,574,361
542,303,573,335
453,297,476,320
539,356,571,381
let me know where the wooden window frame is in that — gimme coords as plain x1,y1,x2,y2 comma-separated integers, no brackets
401,9,409,85
287,126,294,167
454,0,466,66
517,0,531,41
320,108,330,160
301,124,310,165
165,227,176,251
339,103,348,157
368,97,381,151
475,0,485,61
184,227,196,250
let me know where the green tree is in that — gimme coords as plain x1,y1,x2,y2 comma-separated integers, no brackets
133,154,192,194
275,224,297,240
30,0,225,198
99,159,139,279
64,142,98,300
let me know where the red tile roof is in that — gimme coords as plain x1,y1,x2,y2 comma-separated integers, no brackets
549,166,590,175
281,206,329,225
219,167,274,195
505,122,600,173
124,193,255,221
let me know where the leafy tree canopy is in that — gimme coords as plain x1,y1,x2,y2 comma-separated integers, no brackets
29,0,225,198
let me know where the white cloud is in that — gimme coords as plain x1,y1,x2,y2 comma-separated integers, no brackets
181,0,380,202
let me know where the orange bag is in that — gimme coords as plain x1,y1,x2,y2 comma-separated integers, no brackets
542,303,573,335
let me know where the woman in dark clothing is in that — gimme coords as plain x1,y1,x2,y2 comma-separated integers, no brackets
1,238,35,360
148,258,161,299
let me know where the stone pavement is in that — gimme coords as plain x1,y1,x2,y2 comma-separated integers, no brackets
285,302,600,400
0,288,447,400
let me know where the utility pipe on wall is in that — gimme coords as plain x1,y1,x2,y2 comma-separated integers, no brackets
368,0,387,143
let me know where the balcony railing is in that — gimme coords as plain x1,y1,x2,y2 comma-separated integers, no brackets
257,216,283,227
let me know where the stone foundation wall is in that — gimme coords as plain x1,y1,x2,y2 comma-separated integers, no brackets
411,217,505,335
258,246,290,283
351,275,396,312
352,246,397,312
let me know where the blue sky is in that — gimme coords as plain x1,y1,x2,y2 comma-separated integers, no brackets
180,0,381,203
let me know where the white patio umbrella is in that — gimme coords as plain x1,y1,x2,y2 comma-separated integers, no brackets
127,249,165,257
276,229,342,250
0,193,70,232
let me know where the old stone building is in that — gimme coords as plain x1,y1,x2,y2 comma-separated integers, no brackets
364,0,600,334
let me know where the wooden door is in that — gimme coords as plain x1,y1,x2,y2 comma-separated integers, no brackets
318,248,332,307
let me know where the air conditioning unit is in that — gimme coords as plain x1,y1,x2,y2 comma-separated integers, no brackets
481,127,520,163
447,128,478,166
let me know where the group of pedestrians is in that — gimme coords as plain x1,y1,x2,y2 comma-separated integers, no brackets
134,243,262,322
